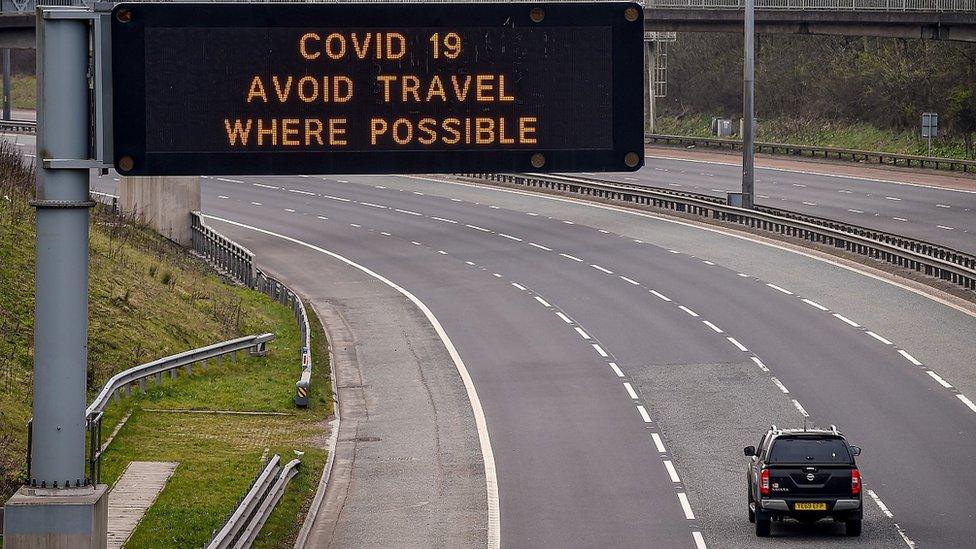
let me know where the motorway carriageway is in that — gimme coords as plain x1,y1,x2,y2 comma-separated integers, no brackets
90,169,976,548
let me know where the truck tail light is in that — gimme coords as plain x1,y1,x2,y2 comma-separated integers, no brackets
851,469,861,496
760,469,770,496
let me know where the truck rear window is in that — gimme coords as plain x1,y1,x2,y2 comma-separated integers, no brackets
768,437,852,464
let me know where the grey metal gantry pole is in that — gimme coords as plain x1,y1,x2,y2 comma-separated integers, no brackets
2,48,10,120
741,0,756,209
3,8,108,548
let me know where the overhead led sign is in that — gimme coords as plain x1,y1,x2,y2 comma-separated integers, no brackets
111,2,645,175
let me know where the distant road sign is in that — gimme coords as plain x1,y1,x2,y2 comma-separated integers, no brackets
111,2,645,175
922,112,938,138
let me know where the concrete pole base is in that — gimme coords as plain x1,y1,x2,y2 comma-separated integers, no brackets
2,485,109,549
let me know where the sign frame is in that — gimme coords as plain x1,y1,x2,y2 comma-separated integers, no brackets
110,2,646,176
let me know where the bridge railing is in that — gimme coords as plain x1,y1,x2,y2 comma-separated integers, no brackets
645,0,976,10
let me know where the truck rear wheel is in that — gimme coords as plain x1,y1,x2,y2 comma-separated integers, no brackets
755,514,771,537
846,519,862,536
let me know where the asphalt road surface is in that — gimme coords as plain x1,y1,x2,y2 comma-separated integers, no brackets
596,151,976,254
89,169,976,548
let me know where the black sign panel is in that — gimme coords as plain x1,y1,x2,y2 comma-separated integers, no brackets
111,3,645,175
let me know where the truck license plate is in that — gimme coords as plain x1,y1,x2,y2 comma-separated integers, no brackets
794,502,827,511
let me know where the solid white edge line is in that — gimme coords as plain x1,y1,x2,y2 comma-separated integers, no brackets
898,350,923,366
677,493,696,519
651,433,667,453
200,214,501,548
958,394,976,414
866,489,894,518
623,382,638,400
692,531,707,549
663,460,681,483
636,405,652,423
608,362,625,378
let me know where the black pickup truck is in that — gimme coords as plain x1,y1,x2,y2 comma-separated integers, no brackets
744,426,863,537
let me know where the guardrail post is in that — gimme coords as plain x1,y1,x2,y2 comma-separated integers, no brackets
295,379,310,408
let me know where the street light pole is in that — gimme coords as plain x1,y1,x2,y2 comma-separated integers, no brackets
742,0,756,209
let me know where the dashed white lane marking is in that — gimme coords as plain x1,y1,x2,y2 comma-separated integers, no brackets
451,198,462,202
411,241,422,246
649,290,672,302
199,214,501,548
893,217,907,222
727,337,748,351
298,174,310,178
284,208,296,213
737,273,750,277
317,215,328,220
349,223,361,228
466,224,491,232
555,312,573,323
337,179,349,184
792,400,810,417
677,493,696,519
592,344,608,357
217,195,229,199
927,371,954,389
562,220,574,224
250,202,263,206
412,191,424,195
867,490,893,518
598,229,610,233
489,205,500,209
492,273,502,278
958,394,976,414
322,194,350,202
636,405,652,423
559,253,583,262
751,356,770,372
802,201,817,206
766,283,793,295
252,182,278,189
792,183,806,188
866,331,893,345
361,202,387,209
692,531,707,549
526,212,539,216
833,313,860,327
848,209,864,213
217,177,244,183
619,275,640,285
771,377,790,394
498,233,523,242
936,204,951,208
511,282,526,291
651,433,667,453
701,260,715,265
529,242,553,251
609,362,625,378
533,296,551,307
802,298,829,311
938,225,955,230
374,184,385,188
591,264,614,274
289,188,316,195
431,216,458,223
574,327,591,340
884,196,902,201
395,208,422,216
380,232,391,236
437,250,448,255
678,306,699,317
702,321,723,333
465,260,475,265
663,460,681,483
668,249,680,254
623,382,638,400
898,350,923,366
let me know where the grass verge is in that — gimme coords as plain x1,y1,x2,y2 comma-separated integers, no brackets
656,114,976,161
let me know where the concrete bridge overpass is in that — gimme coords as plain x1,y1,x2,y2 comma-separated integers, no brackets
646,0,976,41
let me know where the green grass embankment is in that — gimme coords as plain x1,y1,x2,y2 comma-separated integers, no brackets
0,143,332,547
656,114,976,161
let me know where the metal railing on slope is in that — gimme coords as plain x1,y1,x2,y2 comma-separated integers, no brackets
464,173,976,293
206,454,301,549
25,333,273,487
647,134,976,174
191,212,313,407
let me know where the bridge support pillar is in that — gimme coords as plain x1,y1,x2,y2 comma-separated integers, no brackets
119,175,201,246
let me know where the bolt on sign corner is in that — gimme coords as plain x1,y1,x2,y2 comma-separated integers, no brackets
111,2,645,176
